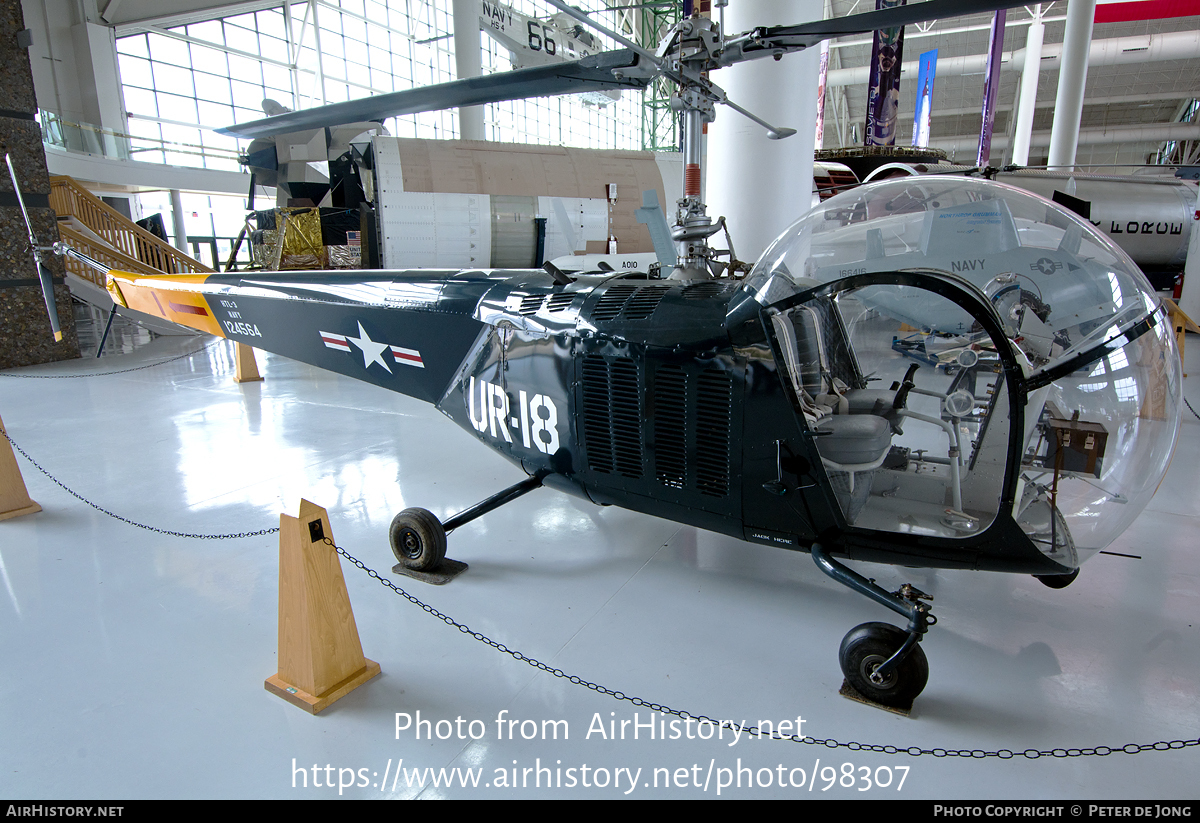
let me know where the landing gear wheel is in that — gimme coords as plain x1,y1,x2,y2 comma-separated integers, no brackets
1035,568,1079,589
389,507,446,572
839,622,929,708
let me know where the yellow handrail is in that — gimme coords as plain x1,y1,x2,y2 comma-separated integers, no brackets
48,176,213,276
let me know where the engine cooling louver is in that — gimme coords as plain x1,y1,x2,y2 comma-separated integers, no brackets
592,285,669,322
695,370,732,497
592,286,637,322
518,294,545,316
581,355,643,479
624,286,669,319
653,365,688,489
681,282,729,300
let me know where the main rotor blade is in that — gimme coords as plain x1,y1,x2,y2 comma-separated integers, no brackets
760,0,1024,43
218,49,648,139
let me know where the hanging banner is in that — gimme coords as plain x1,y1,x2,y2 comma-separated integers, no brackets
977,10,1007,167
864,0,907,147
911,49,937,148
815,40,830,149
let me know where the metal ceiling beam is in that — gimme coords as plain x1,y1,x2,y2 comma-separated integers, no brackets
923,90,1199,119
927,121,1200,152
824,28,1200,86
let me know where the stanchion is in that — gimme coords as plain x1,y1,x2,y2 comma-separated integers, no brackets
265,499,380,713
0,414,41,522
1162,298,1200,378
234,342,263,383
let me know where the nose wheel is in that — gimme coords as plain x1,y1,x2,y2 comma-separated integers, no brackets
839,622,929,708
812,543,934,710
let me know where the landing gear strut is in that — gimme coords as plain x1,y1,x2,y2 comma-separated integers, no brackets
811,543,934,710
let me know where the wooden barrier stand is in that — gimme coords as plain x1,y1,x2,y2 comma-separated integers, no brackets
266,499,380,714
0,414,41,522
234,342,263,383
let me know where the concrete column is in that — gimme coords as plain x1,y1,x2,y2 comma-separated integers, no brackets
706,0,822,265
452,0,485,141
2,0,79,367
1010,11,1044,166
1047,0,1097,170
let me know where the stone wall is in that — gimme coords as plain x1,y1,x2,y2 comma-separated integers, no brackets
1,0,79,370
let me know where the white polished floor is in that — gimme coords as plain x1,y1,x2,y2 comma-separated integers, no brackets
1,326,1198,800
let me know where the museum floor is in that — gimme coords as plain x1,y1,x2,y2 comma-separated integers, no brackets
2,318,1198,799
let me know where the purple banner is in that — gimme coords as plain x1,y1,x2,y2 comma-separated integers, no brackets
864,0,907,146
815,41,830,148
977,10,1006,166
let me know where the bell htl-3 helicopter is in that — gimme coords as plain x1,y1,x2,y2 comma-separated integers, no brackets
21,0,1184,709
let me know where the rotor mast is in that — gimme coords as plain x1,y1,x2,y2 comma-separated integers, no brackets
670,16,726,280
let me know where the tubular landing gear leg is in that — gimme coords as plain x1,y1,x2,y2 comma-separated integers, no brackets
811,543,934,712
389,474,545,583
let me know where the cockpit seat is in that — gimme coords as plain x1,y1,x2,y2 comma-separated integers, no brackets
812,414,893,465
841,363,919,434
813,414,893,522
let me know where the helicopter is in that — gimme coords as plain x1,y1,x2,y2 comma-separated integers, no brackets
22,0,1183,710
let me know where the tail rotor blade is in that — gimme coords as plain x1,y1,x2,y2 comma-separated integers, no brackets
5,153,63,343
36,262,63,343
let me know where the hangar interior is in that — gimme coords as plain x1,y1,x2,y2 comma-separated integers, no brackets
2,0,1200,800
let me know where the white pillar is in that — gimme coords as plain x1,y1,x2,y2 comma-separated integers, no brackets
1178,211,1200,324
170,189,188,254
452,0,485,141
707,0,822,265
1047,0,1096,170
1010,11,1044,166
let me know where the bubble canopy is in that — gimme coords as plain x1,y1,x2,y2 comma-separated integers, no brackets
738,176,1181,561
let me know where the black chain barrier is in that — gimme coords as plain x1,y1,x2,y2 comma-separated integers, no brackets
0,339,219,379
4,328,1197,756
1186,397,1200,422
0,427,278,540
328,537,1199,760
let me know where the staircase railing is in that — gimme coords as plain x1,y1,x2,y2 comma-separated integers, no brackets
48,176,213,280
56,225,171,289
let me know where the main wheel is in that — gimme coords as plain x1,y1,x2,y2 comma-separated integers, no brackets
389,507,446,572
838,622,929,708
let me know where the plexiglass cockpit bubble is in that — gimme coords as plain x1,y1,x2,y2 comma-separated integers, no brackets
743,177,1181,564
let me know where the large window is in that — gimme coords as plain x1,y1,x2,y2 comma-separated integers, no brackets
116,0,641,171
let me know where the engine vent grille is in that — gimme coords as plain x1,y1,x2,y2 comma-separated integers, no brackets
592,286,637,321
581,355,643,479
695,370,732,497
624,286,669,320
546,292,574,312
653,365,687,489
518,294,545,316
592,285,669,322
681,282,728,300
